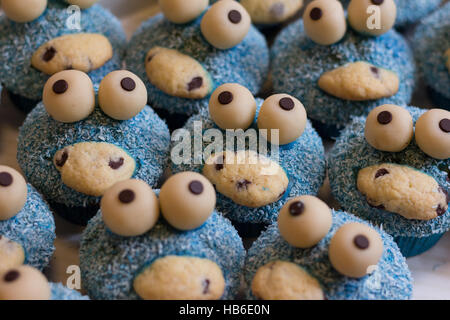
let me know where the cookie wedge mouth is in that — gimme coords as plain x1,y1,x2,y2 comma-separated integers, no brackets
0,235,25,273
241,0,304,24
357,163,449,220
53,142,136,197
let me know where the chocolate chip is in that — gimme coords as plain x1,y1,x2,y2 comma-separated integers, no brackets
310,7,322,20
53,79,68,94
370,66,380,78
218,91,233,105
147,54,155,63
187,77,203,91
121,77,136,92
375,168,389,179
371,0,384,5
236,179,251,191
189,180,204,195
439,119,450,133
0,172,13,187
289,201,304,216
277,189,286,200
55,150,68,167
368,201,385,210
377,111,392,125
109,157,124,170
354,235,370,249
279,97,295,111
228,10,242,24
202,279,210,294
118,189,135,204
4,270,19,282
437,204,447,216
215,155,225,171
43,47,56,62
270,3,285,18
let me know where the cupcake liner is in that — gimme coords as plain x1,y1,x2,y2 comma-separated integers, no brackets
394,233,445,258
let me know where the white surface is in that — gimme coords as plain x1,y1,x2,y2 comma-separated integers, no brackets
0,0,448,300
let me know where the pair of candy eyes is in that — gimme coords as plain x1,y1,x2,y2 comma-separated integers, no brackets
217,90,294,111
308,0,385,22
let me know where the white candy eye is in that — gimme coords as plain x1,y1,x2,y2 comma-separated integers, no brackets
98,70,147,120
348,0,396,36
209,83,256,130
43,70,95,123
201,0,251,49
329,223,384,278
0,266,51,300
257,94,307,145
159,0,209,24
303,0,346,45
159,172,216,230
1,0,47,23
0,166,27,221
415,109,450,160
65,0,98,9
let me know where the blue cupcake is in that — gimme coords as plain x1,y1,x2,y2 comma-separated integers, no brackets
170,84,326,231
0,165,55,271
17,70,170,225
328,105,450,257
80,175,245,300
272,0,415,138
0,0,126,112
245,196,413,300
125,1,269,120
412,2,450,109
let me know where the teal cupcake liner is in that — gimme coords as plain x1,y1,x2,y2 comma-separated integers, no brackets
394,233,445,258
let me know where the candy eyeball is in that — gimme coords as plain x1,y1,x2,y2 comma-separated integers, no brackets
415,109,450,160
1,0,47,23
201,0,251,50
303,0,346,45
365,104,413,152
159,172,216,230
159,0,209,24
257,94,307,145
0,165,27,221
277,195,332,248
0,266,51,300
348,0,396,36
101,179,160,237
43,70,95,123
98,70,147,120
209,83,257,130
329,223,384,278
66,0,98,9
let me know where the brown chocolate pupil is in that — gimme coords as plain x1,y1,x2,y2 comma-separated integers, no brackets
377,111,392,125
121,77,136,92
4,270,20,282
228,10,242,24
289,201,305,216
439,119,450,133
371,0,384,5
118,189,135,204
0,172,13,187
354,235,370,249
53,79,68,94
310,7,322,20
279,97,295,111
218,91,233,105
189,180,204,195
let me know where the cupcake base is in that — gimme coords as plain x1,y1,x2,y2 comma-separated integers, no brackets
49,201,100,226
394,233,445,258
5,90,39,114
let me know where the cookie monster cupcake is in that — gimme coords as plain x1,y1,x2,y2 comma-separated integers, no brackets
0,265,89,300
0,0,126,113
17,70,170,225
126,0,269,129
272,0,415,138
80,174,245,300
244,195,413,300
0,165,55,271
171,83,326,235
413,2,450,109
328,104,450,257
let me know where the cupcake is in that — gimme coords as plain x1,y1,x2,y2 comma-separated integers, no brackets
412,2,450,109
0,0,126,112
17,70,170,225
170,83,326,235
245,195,413,300
271,0,415,138
0,265,89,300
80,174,245,300
328,104,450,257
125,0,269,128
0,165,55,271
